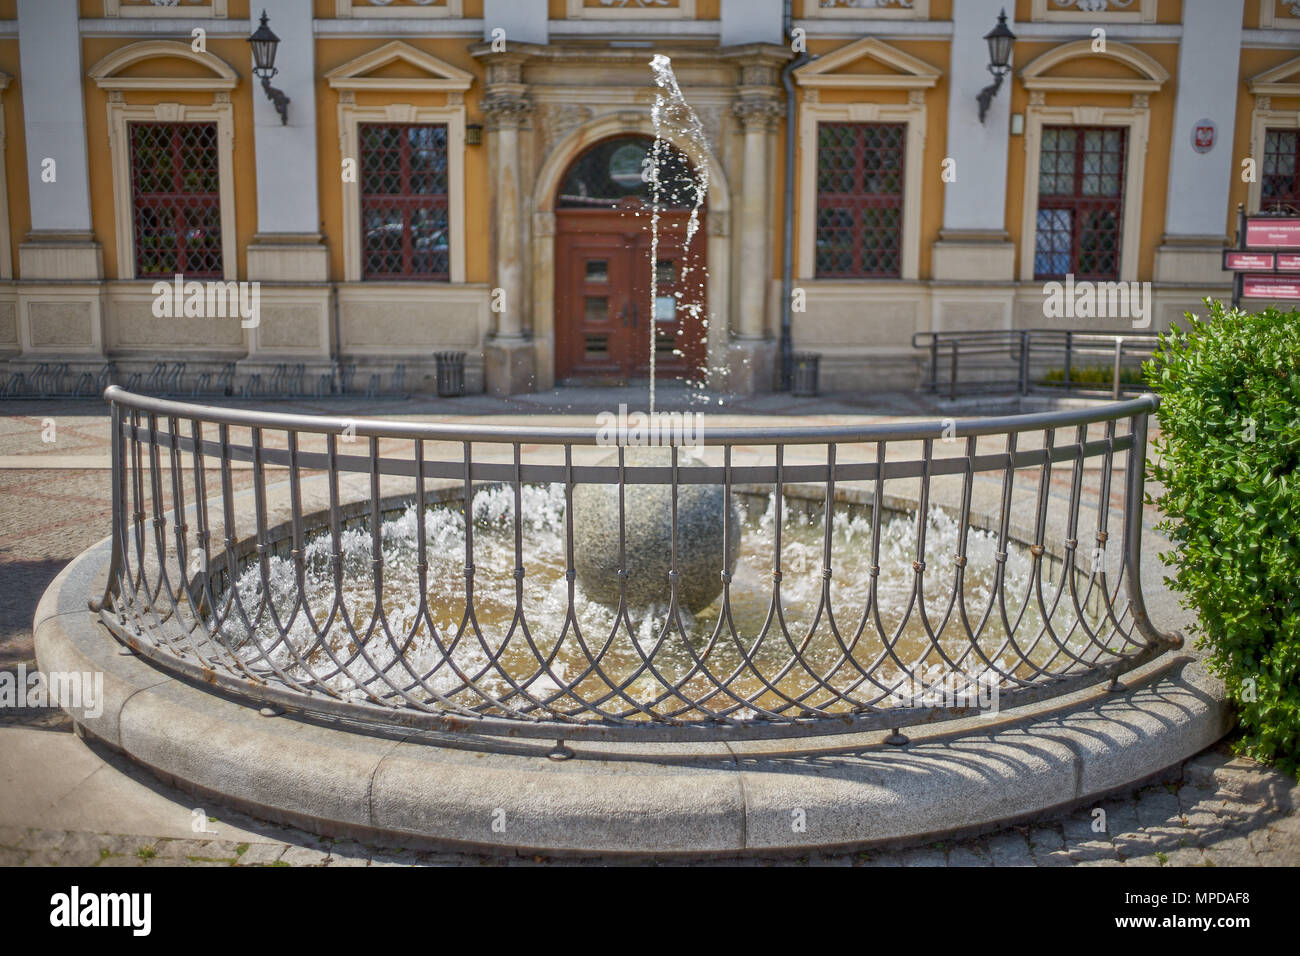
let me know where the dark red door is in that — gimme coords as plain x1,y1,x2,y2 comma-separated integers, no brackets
555,203,706,384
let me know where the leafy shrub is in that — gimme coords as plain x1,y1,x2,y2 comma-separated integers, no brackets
1146,300,1300,777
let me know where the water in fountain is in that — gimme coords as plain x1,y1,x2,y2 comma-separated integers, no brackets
223,490,1104,720
649,54,710,412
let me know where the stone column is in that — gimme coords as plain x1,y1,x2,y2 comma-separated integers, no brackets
481,66,535,395
727,85,783,393
733,97,782,339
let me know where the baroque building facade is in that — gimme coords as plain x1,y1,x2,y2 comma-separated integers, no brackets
0,0,1296,395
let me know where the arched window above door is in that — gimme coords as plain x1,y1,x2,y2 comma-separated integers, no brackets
557,136,700,210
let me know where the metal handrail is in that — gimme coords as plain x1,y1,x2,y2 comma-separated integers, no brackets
913,329,1161,400
94,387,1181,743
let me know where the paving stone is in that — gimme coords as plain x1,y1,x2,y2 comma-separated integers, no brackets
0,847,29,865
898,847,947,867
94,856,146,867
985,832,1033,867
946,846,990,867
279,844,329,867
1133,788,1183,829
1028,825,1065,852
1067,840,1119,863
1096,798,1141,838
1160,846,1208,867
1031,849,1074,867
19,829,68,852
1076,858,1122,867
235,843,285,866
0,826,29,847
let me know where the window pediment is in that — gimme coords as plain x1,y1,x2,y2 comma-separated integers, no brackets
793,38,941,91
1020,40,1169,95
325,41,474,93
88,41,239,92
1249,55,1300,98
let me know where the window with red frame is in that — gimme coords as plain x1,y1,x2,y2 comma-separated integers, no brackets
1034,126,1126,280
360,123,450,280
129,122,223,279
815,122,905,279
1262,128,1300,213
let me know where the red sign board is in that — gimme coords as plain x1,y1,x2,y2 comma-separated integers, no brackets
1242,275,1300,300
1279,254,1300,271
1224,251,1275,271
1246,218,1300,249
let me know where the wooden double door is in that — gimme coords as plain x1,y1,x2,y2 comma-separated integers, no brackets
555,202,707,384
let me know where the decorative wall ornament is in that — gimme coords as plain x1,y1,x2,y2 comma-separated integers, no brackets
482,94,533,131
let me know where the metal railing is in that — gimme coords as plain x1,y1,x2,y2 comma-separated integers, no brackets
0,361,410,401
913,329,1162,400
93,386,1180,743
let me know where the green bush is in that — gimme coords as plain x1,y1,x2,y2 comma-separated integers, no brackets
1146,300,1300,777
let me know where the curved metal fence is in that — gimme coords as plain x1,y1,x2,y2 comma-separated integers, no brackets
93,386,1180,742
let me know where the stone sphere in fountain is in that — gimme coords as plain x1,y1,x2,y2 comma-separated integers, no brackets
572,446,741,614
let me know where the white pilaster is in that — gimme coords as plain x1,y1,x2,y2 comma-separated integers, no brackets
16,0,92,236
250,0,321,238
483,0,548,46
1163,0,1243,239
721,0,783,47
931,0,1016,284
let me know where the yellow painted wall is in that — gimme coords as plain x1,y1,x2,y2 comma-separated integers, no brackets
1229,48,1300,229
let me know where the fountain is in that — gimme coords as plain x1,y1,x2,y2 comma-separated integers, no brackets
570,56,733,613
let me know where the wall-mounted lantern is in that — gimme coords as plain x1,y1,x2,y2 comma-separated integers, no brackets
976,9,1016,125
465,123,484,146
248,10,290,126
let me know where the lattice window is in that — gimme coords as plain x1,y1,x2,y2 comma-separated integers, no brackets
360,123,450,281
814,122,904,279
1262,128,1300,213
129,122,223,279
1034,125,1125,280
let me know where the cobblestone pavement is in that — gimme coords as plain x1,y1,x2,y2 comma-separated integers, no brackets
2,398,1294,867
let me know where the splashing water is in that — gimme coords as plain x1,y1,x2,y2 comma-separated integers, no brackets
649,54,710,413
220,488,1108,720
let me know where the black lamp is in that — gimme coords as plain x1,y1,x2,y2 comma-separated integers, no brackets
248,10,290,125
976,9,1016,124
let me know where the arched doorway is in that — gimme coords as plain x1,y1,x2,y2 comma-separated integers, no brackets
554,135,707,384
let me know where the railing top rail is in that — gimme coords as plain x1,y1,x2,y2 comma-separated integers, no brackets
912,328,1163,347
103,386,1159,446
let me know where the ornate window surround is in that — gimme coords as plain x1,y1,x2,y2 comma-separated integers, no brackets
105,1,228,18
1247,56,1300,213
793,38,939,281
1029,0,1156,23
1016,40,1168,282
326,41,472,283
799,1,930,20
1259,1,1300,30
334,0,463,17
88,41,239,282
565,1,696,19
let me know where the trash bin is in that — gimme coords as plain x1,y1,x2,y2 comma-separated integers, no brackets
434,351,466,397
791,352,820,397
